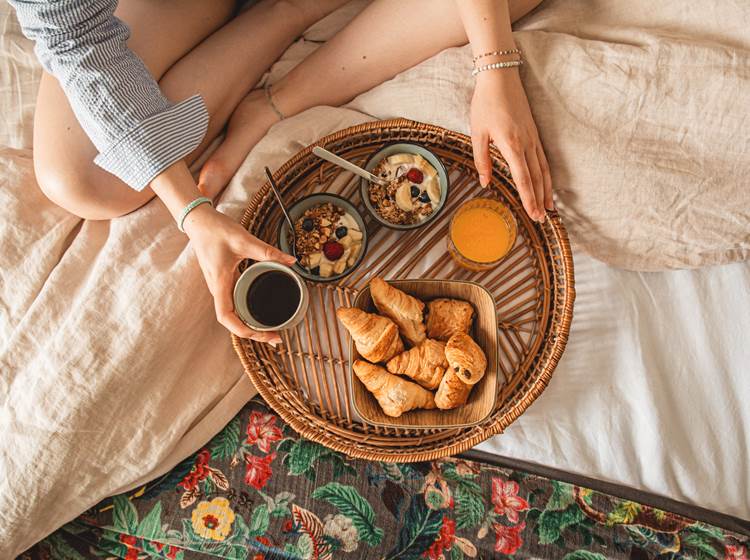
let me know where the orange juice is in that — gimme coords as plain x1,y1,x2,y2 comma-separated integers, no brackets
449,199,516,269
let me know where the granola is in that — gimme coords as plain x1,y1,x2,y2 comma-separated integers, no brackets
368,153,441,225
292,202,363,278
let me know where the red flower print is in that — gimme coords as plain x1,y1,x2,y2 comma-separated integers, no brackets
178,449,212,491
251,536,271,559
726,544,748,560
153,539,181,558
119,534,139,560
246,412,283,453
423,515,457,559
493,521,525,555
244,452,276,490
491,478,529,523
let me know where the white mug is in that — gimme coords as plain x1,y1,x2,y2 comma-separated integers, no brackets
233,262,309,332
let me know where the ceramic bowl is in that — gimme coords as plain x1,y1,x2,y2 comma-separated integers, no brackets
278,193,368,283
359,142,450,230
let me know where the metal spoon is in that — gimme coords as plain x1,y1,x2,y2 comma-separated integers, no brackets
312,146,388,186
264,166,297,259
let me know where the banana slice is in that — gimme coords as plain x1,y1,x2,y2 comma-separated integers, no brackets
425,177,441,203
333,253,349,275
348,243,361,266
307,252,322,269
395,183,414,212
414,155,438,179
339,213,358,230
319,262,334,278
387,154,415,166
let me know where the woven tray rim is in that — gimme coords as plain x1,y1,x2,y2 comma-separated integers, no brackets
232,118,575,462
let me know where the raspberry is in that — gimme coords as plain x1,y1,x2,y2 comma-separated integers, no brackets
406,168,424,184
323,240,344,261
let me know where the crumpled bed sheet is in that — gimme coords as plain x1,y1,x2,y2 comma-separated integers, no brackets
1,0,748,556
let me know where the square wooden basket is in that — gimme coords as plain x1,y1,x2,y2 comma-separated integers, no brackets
349,279,499,429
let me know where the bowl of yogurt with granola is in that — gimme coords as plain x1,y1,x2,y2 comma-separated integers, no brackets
278,194,368,282
360,143,449,230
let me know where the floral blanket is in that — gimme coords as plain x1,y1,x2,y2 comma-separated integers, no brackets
23,399,748,560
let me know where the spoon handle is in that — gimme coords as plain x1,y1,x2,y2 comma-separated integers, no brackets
312,146,387,185
264,167,295,227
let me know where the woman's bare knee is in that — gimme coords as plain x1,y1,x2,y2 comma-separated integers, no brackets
34,161,153,221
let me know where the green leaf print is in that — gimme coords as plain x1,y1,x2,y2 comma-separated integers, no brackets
562,551,608,560
455,481,485,529
210,417,241,460
386,495,443,560
47,533,89,560
249,504,271,537
112,495,138,533
312,482,384,546
450,545,465,560
537,503,586,545
681,532,721,559
686,522,725,542
285,439,326,476
136,502,162,540
547,480,575,511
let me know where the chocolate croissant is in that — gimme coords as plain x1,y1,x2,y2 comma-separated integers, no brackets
336,307,404,363
445,333,487,385
425,298,475,341
370,278,426,347
386,338,447,390
353,360,436,417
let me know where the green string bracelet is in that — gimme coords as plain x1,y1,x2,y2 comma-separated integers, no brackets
178,196,213,233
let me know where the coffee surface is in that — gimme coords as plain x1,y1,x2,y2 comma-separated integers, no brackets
247,271,300,327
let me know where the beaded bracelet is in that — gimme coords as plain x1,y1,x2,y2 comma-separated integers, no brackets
472,59,524,77
472,48,521,63
178,196,213,233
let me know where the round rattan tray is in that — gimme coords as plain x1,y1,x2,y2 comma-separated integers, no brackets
232,118,574,462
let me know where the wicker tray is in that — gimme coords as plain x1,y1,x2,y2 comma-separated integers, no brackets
232,118,575,462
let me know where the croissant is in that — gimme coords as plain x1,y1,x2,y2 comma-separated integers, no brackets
370,278,426,346
434,369,472,409
336,307,404,363
445,333,487,385
353,360,436,417
425,298,475,341
386,339,447,390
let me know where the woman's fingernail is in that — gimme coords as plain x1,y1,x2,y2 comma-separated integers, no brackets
479,174,488,187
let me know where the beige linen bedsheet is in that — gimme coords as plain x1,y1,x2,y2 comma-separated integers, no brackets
1,0,749,555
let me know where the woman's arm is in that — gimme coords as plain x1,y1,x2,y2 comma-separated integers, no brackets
11,0,296,343
10,0,208,191
456,0,552,221
151,162,296,345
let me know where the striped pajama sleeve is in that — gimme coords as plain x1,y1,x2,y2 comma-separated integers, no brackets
9,0,209,191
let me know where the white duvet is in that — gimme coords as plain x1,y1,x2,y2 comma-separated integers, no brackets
1,0,748,556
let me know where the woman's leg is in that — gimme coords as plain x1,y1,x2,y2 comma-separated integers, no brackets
201,0,543,193
34,0,348,220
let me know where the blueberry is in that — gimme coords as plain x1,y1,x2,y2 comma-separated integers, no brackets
410,185,420,198
335,226,348,239
302,217,314,231
419,191,431,203
310,266,320,275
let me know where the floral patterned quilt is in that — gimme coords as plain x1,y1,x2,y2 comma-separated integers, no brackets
23,399,748,560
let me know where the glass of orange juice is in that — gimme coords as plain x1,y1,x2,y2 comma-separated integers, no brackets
448,198,517,270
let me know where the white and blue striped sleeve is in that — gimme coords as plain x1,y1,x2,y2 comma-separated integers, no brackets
9,0,209,191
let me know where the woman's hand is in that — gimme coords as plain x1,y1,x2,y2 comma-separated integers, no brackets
470,69,553,222
183,204,296,345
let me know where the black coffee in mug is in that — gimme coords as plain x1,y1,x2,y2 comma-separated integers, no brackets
246,270,301,327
